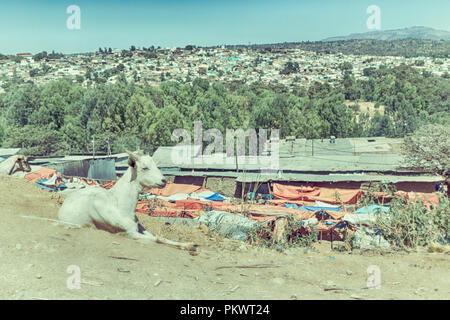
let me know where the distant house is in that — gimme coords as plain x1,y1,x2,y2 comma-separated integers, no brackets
16,53,32,58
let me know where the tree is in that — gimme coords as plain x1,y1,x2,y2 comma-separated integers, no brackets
60,116,87,154
29,68,39,77
121,50,133,58
402,124,450,176
0,117,6,145
339,61,353,73
116,63,125,72
124,92,156,141
144,51,157,59
414,60,425,66
368,112,395,137
75,74,84,83
33,51,47,62
280,62,299,75
287,106,328,139
147,105,185,147
251,93,291,136
3,124,66,156
41,64,52,75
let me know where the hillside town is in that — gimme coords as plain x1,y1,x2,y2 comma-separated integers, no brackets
1,45,449,92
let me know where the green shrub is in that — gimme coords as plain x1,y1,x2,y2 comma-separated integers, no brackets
376,194,449,249
248,215,318,249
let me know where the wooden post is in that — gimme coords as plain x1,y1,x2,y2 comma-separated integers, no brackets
92,137,95,159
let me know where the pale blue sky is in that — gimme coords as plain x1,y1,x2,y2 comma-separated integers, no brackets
0,0,449,54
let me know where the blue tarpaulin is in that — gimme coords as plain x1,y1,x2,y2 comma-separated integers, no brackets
285,203,343,212
36,178,67,192
204,193,226,201
36,183,58,192
356,204,390,214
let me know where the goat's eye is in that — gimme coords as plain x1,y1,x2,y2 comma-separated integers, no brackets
142,167,149,171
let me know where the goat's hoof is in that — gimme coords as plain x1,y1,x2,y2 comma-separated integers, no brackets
187,243,199,252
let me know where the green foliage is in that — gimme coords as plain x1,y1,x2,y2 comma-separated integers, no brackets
376,195,449,249
414,59,425,66
248,216,318,249
357,183,449,250
33,51,47,62
339,61,353,73
3,124,67,155
0,117,6,144
402,124,450,176
0,63,448,156
280,61,299,75
290,39,450,58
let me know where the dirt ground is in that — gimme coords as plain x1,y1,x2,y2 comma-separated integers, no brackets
0,175,449,300
344,100,386,116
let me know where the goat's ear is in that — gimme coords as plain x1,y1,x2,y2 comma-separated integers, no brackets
128,157,136,168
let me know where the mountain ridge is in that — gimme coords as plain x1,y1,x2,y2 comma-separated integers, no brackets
324,26,450,42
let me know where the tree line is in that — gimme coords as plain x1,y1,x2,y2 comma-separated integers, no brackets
0,64,448,156
227,39,450,58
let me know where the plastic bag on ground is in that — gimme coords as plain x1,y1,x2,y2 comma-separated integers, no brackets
301,217,318,228
343,213,378,226
351,228,390,250
194,210,259,242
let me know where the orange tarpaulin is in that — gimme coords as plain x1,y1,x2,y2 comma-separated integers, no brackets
401,191,440,210
136,198,320,221
271,183,361,205
175,199,234,210
80,177,98,186
372,191,440,209
145,181,205,197
271,184,320,201
267,199,318,207
136,201,201,218
101,180,116,189
24,168,57,182
78,177,116,189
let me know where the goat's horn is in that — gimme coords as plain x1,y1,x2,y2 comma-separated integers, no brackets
125,149,139,160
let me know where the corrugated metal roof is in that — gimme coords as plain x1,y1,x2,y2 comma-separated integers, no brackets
235,173,444,183
152,145,405,172
29,153,128,165
0,148,21,157
162,169,240,178
158,169,443,184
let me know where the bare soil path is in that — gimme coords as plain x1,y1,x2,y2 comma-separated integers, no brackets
0,175,449,300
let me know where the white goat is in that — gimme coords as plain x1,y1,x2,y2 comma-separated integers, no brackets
0,155,31,175
58,150,197,251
